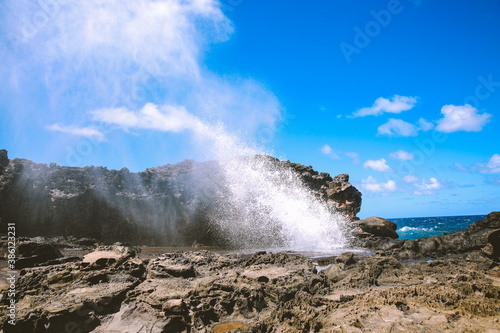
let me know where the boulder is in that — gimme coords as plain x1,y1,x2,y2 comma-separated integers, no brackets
16,242,62,269
358,217,399,239
335,252,355,266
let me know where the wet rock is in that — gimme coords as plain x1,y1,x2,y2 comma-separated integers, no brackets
335,252,355,266
16,242,62,269
358,216,399,239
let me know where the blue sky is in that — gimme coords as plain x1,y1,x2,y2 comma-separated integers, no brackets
0,0,499,218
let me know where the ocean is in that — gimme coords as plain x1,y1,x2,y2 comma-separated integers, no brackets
388,215,488,240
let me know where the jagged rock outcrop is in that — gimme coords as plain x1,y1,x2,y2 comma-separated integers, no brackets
278,162,362,219
0,150,361,246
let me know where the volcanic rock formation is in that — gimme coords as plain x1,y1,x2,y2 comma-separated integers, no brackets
1,240,499,332
0,150,361,246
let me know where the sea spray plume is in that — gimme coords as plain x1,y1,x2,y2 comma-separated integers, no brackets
90,104,350,249
1,0,348,249
189,121,349,250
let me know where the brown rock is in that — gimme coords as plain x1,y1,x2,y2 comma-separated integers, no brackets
358,217,399,239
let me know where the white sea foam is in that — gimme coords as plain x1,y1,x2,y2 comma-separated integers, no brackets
191,122,349,251
399,226,434,232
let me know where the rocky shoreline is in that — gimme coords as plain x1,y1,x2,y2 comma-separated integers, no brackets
0,150,361,246
1,212,500,332
1,150,499,332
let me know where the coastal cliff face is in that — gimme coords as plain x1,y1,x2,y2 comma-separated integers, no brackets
0,150,361,246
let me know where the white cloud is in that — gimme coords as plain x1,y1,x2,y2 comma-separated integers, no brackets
390,149,414,161
47,124,106,141
454,162,469,172
320,144,340,159
363,158,393,172
403,175,419,183
3,0,282,151
418,118,434,131
8,0,232,81
354,95,417,117
345,152,360,164
91,103,201,133
413,177,443,195
436,104,492,133
477,154,500,174
320,144,333,155
377,118,419,137
362,176,397,193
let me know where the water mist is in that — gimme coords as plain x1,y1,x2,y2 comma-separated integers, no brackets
189,120,349,251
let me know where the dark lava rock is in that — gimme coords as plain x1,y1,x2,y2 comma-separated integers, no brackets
16,242,62,269
75,237,98,246
0,150,361,246
0,149,8,168
487,228,500,258
358,216,399,239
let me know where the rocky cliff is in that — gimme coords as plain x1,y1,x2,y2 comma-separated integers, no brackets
0,150,361,246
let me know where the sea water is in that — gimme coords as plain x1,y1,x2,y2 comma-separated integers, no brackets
388,215,487,240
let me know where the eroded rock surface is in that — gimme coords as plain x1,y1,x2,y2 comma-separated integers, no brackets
1,242,499,333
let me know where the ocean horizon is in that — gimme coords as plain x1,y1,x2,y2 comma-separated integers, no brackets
387,214,488,240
